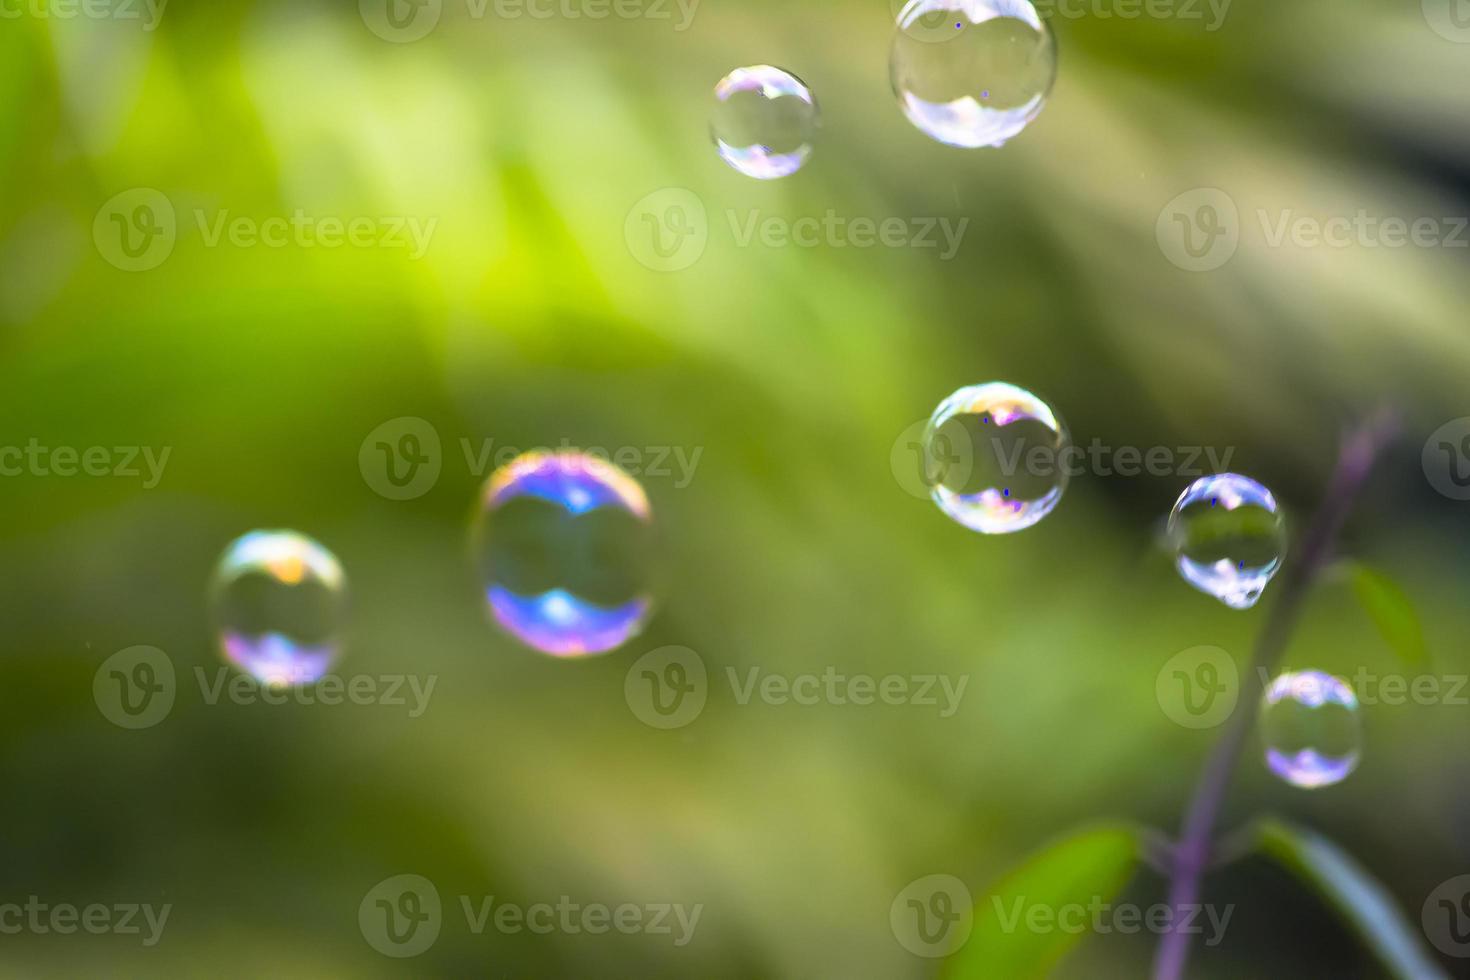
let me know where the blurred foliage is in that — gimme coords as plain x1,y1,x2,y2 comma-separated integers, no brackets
0,0,1469,976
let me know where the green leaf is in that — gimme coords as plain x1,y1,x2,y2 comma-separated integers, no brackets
944,824,1140,980
1255,818,1447,980
1341,562,1428,667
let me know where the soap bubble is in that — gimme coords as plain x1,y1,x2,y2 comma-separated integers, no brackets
710,65,819,179
891,0,1057,148
1262,670,1362,789
921,382,1068,533
1168,474,1286,609
211,530,347,687
474,451,656,657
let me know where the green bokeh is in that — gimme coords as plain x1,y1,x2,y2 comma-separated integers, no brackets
2,0,1468,975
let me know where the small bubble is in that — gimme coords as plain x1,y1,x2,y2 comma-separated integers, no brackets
892,0,1057,148
473,451,656,657
210,530,347,687
919,382,1069,534
1167,474,1285,609
710,65,819,179
1262,670,1362,789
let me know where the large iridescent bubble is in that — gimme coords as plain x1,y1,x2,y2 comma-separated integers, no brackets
1262,670,1362,789
710,65,820,179
473,451,656,657
921,382,1069,534
210,530,347,686
891,0,1057,148
1167,474,1286,610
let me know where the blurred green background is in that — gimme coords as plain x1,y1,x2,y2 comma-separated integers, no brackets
2,0,1470,975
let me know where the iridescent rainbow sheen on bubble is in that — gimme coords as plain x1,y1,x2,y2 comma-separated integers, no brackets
711,65,818,180
924,381,1068,534
220,529,345,590
484,451,651,521
1263,670,1361,789
221,631,336,687
487,587,652,658
211,529,346,687
479,451,654,658
892,0,1055,148
1168,474,1284,610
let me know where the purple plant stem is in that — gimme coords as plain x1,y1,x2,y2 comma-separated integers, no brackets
1152,410,1399,980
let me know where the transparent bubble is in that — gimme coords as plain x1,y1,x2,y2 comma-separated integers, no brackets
473,451,656,657
921,382,1069,534
891,0,1057,148
1262,670,1362,789
1167,474,1286,610
210,530,347,687
710,65,819,179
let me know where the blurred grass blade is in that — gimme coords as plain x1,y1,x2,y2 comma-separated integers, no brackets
1340,561,1428,667
1255,818,1447,980
944,824,1139,980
